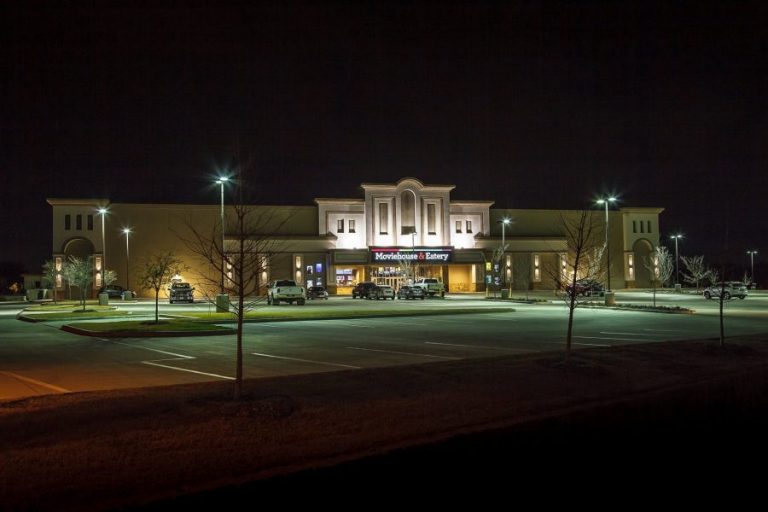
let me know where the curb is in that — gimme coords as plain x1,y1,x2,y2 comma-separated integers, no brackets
61,324,237,338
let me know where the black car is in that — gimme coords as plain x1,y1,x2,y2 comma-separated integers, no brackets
99,285,129,299
307,286,329,300
351,282,377,299
396,285,426,300
564,279,605,297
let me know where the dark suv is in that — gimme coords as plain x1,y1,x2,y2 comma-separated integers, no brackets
169,282,195,303
352,282,377,299
99,285,129,299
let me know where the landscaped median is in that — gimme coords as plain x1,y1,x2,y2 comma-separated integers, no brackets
18,304,124,322
58,307,515,337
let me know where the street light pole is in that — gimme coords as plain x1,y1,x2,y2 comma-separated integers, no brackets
747,250,758,285
216,177,229,294
670,234,683,286
498,218,510,292
98,207,108,274
595,198,616,291
123,228,131,291
411,231,417,284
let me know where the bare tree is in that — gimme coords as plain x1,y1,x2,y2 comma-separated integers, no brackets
103,269,117,288
680,255,710,292
137,252,186,324
182,178,290,400
63,256,94,311
41,260,59,304
545,210,602,360
643,245,674,307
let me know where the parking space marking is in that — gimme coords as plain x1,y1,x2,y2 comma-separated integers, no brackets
424,341,533,351
539,339,611,347
600,331,659,337
643,328,683,333
573,335,660,343
0,371,70,393
251,352,361,369
346,346,459,360
111,341,235,380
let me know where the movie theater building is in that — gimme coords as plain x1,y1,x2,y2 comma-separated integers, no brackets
47,178,663,298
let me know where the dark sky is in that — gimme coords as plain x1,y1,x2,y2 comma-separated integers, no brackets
2,0,766,272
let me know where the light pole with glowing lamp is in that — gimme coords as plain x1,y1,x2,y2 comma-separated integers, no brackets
670,234,683,287
122,228,131,294
595,198,616,292
411,230,418,284
215,177,229,312
97,207,108,292
498,218,510,294
747,250,758,286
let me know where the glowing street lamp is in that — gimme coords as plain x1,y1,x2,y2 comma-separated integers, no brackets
215,177,229,294
747,250,758,285
670,234,684,286
595,197,616,291
123,228,131,292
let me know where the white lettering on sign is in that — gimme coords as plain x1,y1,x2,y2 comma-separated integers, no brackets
371,250,452,263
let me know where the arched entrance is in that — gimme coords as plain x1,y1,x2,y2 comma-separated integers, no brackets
632,239,654,288
62,237,95,299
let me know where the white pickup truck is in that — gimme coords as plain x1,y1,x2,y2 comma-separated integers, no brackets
267,279,306,305
413,278,446,297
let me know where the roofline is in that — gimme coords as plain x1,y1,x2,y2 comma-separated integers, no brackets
47,198,111,206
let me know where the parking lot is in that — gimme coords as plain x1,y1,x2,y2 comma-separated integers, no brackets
1,291,767,400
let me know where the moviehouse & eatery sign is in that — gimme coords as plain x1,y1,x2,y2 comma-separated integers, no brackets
370,247,453,263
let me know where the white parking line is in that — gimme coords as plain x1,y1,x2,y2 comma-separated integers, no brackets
111,341,234,380
600,331,659,337
251,352,361,369
643,328,683,333
0,371,70,393
573,335,659,343
346,346,459,359
425,341,533,351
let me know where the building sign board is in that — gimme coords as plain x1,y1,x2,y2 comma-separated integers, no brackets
370,247,453,263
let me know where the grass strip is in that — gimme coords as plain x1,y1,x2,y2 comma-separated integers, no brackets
65,319,232,333
178,306,516,323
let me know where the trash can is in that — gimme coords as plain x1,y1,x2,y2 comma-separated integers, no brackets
500,289,509,300
98,292,109,306
122,291,133,300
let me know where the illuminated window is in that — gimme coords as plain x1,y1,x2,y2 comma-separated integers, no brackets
94,256,102,271
533,254,541,282
427,204,436,235
466,220,472,234
64,215,71,230
337,219,344,233
76,214,82,230
95,272,102,287
315,263,323,273
627,254,635,280
456,221,462,233
349,220,356,233
379,203,388,234
87,214,93,231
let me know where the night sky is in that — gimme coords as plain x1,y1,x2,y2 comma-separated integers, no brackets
2,1,766,274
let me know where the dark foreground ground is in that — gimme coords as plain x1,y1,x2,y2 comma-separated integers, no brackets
2,336,768,510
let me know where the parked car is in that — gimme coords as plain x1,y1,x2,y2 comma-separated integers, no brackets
397,285,426,300
307,286,329,300
267,279,306,305
369,284,395,300
413,277,445,297
565,279,605,297
168,282,195,303
98,284,131,299
352,281,377,299
703,281,748,300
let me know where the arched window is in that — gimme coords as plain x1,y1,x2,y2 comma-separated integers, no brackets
401,190,415,233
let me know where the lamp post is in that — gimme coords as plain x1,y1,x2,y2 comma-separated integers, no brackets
498,218,510,292
411,230,417,284
595,198,616,291
122,228,131,292
670,234,683,286
747,250,758,286
215,177,229,294
98,207,108,274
